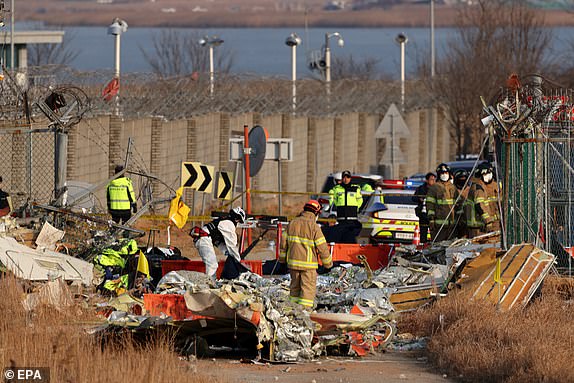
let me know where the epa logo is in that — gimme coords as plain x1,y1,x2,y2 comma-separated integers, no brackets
4,368,49,381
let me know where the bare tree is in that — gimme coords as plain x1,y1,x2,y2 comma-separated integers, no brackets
423,0,552,156
27,29,80,67
141,29,235,77
332,54,382,80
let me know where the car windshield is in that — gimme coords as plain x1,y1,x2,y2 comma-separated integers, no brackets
361,191,416,214
383,195,417,205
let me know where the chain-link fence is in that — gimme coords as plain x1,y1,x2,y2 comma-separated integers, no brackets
0,130,54,211
498,81,574,273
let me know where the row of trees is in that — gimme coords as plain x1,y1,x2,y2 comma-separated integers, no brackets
27,0,574,157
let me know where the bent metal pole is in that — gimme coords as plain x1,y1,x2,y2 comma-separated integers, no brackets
243,124,252,245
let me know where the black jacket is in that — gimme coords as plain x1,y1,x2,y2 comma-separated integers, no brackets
413,182,430,220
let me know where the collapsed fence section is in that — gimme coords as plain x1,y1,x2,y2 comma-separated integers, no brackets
499,83,574,273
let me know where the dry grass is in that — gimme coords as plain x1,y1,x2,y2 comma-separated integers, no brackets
400,276,574,382
0,276,224,383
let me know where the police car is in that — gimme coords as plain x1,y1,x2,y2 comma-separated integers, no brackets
357,188,420,244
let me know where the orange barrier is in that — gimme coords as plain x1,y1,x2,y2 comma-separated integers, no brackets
161,259,263,279
143,294,205,321
326,243,393,270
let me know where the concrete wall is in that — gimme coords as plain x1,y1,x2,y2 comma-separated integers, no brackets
59,108,454,214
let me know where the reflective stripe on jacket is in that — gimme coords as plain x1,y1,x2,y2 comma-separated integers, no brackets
466,180,500,228
280,211,333,270
425,181,458,225
107,177,136,210
94,239,139,270
329,183,363,219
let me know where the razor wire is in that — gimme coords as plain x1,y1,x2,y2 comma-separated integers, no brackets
14,65,429,120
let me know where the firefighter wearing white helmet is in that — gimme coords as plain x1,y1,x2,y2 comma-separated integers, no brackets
426,163,459,241
465,162,501,237
193,206,246,280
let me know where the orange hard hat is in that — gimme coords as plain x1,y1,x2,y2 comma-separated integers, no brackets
304,200,322,215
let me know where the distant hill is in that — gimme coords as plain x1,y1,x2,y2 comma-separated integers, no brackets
13,0,574,28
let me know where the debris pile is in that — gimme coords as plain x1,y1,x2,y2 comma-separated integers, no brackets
0,215,557,363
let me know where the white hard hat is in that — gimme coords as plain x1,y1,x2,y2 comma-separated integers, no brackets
333,172,342,181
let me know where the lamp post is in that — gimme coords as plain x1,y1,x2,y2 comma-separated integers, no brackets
285,33,302,114
396,33,408,112
108,18,128,115
199,35,224,97
324,32,344,85
10,0,14,69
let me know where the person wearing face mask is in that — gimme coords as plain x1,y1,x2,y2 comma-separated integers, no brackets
465,162,501,237
280,200,332,309
426,163,459,241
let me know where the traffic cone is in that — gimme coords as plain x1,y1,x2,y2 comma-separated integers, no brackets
412,225,420,246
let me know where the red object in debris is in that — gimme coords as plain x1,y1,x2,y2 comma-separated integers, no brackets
326,244,392,270
564,247,574,259
161,259,263,279
412,225,420,246
102,77,119,102
347,331,383,357
143,294,206,321
350,305,365,315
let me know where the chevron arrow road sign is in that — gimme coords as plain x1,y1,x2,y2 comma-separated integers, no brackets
181,162,215,193
215,171,234,200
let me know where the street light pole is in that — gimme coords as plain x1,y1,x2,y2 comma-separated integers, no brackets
323,32,344,105
10,0,14,69
285,33,302,114
325,33,331,84
199,35,224,97
396,33,408,112
324,32,344,85
209,45,214,96
108,18,128,116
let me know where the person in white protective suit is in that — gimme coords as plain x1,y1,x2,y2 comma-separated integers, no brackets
193,207,246,280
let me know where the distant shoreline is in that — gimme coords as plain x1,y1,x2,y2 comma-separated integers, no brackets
17,4,574,29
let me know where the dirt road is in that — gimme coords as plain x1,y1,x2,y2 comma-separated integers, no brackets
197,352,453,383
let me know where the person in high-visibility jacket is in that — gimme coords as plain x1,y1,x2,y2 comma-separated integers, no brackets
107,165,137,224
328,170,363,243
93,239,139,295
280,200,333,309
464,162,501,238
426,163,459,242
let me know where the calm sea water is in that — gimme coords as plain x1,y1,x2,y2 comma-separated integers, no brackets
18,23,574,79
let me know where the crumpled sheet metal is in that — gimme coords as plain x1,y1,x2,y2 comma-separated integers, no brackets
156,270,212,294
468,243,555,311
317,315,396,357
180,272,317,362
0,235,94,285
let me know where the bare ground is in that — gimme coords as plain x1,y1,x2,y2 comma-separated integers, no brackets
197,353,454,383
